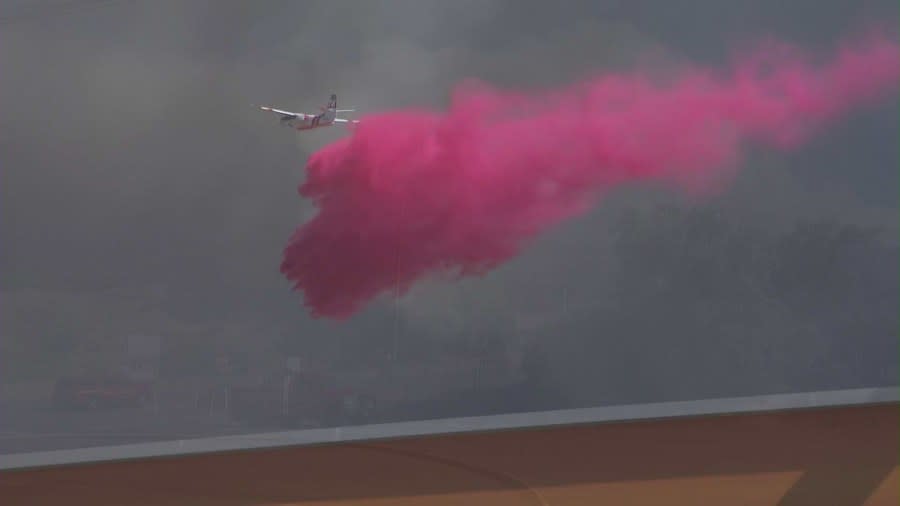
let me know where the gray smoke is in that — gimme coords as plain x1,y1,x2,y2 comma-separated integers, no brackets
1,0,897,419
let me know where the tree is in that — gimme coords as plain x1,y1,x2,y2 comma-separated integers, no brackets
531,202,897,407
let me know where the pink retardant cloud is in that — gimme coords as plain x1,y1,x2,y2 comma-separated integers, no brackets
281,31,899,319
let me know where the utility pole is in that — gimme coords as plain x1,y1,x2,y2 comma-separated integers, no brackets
393,292,400,362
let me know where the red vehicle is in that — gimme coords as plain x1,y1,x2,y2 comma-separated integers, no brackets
52,374,154,409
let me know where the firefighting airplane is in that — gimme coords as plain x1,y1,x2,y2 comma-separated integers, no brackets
259,94,359,131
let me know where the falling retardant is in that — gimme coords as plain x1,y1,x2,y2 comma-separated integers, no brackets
280,31,900,320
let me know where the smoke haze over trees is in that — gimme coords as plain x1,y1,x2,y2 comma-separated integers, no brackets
1,1,897,437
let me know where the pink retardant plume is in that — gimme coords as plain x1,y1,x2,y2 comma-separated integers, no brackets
281,32,900,320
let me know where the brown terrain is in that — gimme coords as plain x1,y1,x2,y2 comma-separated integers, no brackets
2,403,897,505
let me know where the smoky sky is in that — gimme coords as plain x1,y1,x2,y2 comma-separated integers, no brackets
1,0,897,391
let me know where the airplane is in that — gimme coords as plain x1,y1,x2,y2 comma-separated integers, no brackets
259,94,359,131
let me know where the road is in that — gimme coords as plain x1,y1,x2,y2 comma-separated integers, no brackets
0,399,245,454
3,403,896,505
0,380,559,455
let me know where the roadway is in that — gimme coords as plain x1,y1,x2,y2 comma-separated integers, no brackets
3,397,897,505
0,398,244,454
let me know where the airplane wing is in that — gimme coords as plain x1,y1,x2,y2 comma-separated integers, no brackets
259,106,311,119
333,118,360,124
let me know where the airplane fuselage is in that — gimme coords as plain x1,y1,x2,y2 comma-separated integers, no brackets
284,110,336,130
261,94,356,132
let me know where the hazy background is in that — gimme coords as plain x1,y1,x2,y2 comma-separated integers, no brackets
1,0,897,453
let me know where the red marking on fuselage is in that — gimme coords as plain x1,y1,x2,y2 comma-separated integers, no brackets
294,114,331,131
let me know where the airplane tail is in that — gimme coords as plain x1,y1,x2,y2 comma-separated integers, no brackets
327,93,356,113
